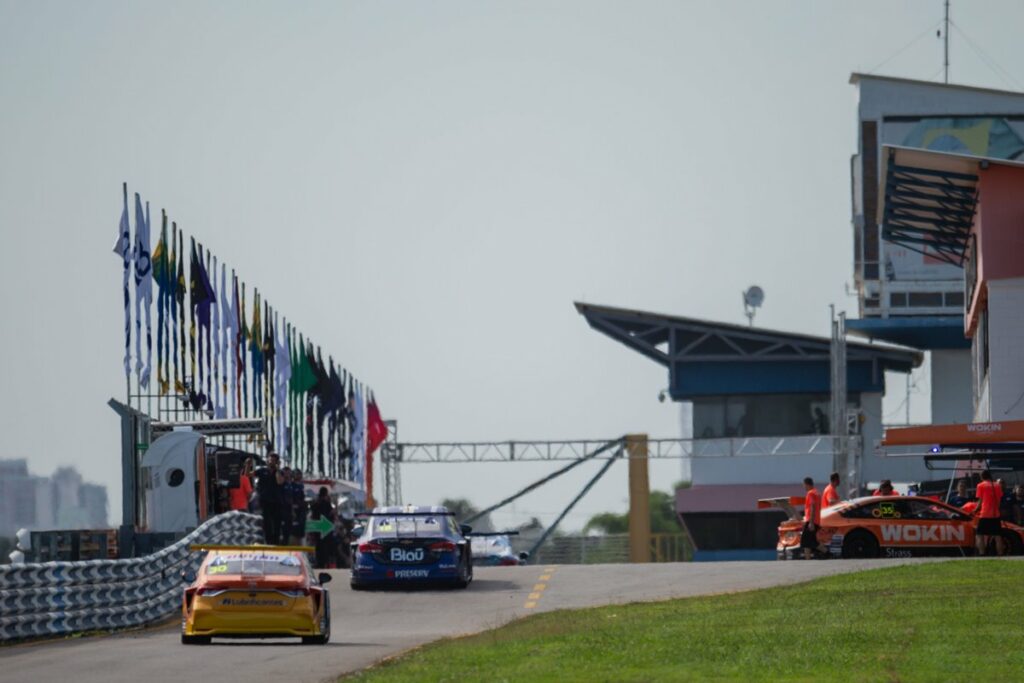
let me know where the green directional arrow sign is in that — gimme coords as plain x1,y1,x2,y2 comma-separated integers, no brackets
305,517,334,535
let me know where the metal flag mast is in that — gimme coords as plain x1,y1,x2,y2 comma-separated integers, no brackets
944,0,950,84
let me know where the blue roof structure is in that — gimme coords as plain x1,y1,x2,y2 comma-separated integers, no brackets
846,316,969,350
575,302,923,399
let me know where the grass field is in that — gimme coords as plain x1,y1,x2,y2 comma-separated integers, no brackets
346,560,1024,683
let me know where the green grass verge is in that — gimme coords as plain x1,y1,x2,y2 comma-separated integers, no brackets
345,560,1024,683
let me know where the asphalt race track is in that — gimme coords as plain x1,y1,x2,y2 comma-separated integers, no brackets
0,559,942,682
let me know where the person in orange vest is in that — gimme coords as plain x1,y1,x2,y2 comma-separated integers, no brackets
228,457,254,512
873,479,896,496
822,472,841,508
974,469,1004,556
801,476,823,560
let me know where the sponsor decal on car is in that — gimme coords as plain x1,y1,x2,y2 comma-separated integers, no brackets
879,524,966,544
219,597,286,607
885,548,914,558
390,547,425,563
387,569,430,579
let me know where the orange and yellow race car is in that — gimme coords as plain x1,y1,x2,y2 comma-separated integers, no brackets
761,496,1024,560
180,545,332,644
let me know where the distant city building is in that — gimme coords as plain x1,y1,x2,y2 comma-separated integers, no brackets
0,459,108,537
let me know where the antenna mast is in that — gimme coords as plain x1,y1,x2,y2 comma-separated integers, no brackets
943,0,950,84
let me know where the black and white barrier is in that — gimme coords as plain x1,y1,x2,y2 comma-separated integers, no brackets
0,511,262,642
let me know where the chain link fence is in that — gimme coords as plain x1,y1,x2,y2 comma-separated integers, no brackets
525,533,692,565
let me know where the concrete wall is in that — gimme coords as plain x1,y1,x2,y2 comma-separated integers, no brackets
857,77,1024,122
985,277,1024,420
931,349,973,423
690,453,832,486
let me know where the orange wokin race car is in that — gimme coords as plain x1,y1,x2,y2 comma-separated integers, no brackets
181,544,332,645
761,495,1024,560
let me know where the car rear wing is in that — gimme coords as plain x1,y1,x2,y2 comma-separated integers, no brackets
354,511,457,517
756,497,805,521
189,543,315,553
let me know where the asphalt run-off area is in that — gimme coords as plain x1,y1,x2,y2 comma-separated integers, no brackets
0,559,942,683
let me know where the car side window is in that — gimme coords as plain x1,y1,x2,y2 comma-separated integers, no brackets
844,500,910,519
906,500,963,521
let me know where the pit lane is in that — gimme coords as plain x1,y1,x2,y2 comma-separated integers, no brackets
0,559,945,682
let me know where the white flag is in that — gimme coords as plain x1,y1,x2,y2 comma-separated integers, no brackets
114,192,131,378
275,314,292,457
133,196,153,387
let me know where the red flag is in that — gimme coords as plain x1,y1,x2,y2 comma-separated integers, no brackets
365,395,387,509
366,395,388,456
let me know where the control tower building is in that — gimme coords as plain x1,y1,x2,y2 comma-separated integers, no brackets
846,74,1024,425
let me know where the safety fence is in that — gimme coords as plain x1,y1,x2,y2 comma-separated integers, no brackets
527,533,692,565
0,511,261,642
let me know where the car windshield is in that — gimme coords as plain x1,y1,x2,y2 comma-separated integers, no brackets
371,515,445,538
204,553,303,576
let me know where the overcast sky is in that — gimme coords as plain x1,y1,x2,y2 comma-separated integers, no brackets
2,1,1022,532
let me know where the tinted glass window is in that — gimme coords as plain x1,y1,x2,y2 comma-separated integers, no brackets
205,554,303,576
844,500,911,520
371,516,444,537
906,500,966,521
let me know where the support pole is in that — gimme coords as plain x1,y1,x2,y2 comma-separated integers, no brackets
627,433,651,563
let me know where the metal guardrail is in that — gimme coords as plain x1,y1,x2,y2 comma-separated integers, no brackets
0,511,262,642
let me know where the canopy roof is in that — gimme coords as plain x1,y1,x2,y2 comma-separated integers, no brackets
576,302,922,398
879,145,1024,266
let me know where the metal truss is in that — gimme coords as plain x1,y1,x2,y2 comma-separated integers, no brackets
381,420,402,506
395,435,859,463
881,151,978,267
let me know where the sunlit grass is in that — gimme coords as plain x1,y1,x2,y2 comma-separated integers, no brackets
345,560,1024,683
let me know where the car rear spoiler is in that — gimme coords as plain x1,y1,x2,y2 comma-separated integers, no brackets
756,497,805,520
354,511,457,517
189,544,315,553
464,531,521,537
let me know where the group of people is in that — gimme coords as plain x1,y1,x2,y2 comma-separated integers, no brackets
226,451,349,567
798,469,1019,558
799,472,841,559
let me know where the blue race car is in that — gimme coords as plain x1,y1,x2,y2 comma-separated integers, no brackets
469,532,529,566
349,506,474,590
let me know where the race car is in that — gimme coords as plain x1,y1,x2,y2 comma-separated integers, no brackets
180,544,332,644
763,495,1024,560
469,532,529,566
349,506,473,589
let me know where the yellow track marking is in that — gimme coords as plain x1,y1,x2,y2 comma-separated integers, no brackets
524,567,556,609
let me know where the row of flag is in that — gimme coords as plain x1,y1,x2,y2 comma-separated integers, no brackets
113,185,388,491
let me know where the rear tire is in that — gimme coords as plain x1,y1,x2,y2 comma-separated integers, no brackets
181,635,210,645
303,594,331,645
350,580,367,591
841,530,879,559
455,556,471,589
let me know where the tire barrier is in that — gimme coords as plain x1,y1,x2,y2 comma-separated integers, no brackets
0,511,262,642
